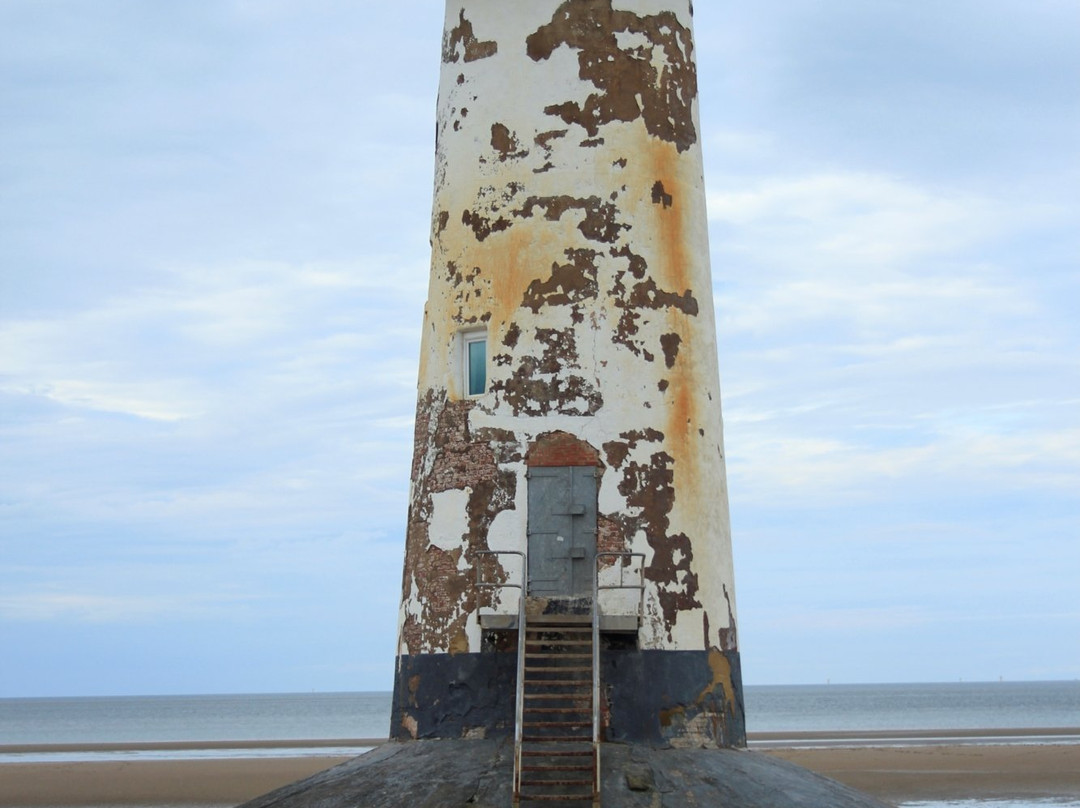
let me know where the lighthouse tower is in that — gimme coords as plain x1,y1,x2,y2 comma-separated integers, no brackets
392,0,744,751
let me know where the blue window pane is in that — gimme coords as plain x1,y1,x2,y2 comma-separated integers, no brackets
467,339,486,395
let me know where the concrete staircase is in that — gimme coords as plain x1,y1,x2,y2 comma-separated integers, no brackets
515,616,598,806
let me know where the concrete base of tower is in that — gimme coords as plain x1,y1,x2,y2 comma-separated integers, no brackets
236,739,894,808
391,648,745,747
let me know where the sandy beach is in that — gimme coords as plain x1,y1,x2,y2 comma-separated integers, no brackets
0,756,352,807
770,743,1080,803
1,736,1079,806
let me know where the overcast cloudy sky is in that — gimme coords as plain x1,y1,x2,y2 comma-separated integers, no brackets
2,1,1077,697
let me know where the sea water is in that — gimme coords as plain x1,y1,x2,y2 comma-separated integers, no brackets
744,681,1080,733
0,691,390,746
2,681,1079,751
2,683,1079,807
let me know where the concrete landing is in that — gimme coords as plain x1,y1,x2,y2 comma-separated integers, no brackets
237,740,894,808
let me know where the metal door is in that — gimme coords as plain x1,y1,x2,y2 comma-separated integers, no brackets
527,466,597,596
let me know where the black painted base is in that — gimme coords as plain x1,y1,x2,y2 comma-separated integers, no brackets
391,647,745,747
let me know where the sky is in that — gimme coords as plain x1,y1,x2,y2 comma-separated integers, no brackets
1,0,1077,698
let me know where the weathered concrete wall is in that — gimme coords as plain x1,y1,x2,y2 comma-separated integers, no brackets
394,0,742,746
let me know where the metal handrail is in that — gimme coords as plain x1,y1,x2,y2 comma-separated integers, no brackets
475,550,525,599
591,551,645,800
474,550,527,802
590,570,601,800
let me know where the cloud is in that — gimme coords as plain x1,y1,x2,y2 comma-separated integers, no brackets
755,605,931,633
706,170,1078,507
727,425,1080,506
0,258,425,422
710,172,997,265
0,591,253,624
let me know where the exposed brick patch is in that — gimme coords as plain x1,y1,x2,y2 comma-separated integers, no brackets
442,9,498,64
491,327,603,417
462,208,511,242
527,431,601,468
527,0,699,152
521,248,600,313
514,195,628,244
597,514,630,570
491,123,529,161
400,390,519,656
609,246,698,359
503,322,521,348
600,428,700,640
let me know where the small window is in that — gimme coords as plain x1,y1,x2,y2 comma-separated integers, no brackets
464,332,487,396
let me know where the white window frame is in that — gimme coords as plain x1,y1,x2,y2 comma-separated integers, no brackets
462,330,487,397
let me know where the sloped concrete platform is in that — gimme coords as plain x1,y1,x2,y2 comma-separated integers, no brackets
237,739,894,808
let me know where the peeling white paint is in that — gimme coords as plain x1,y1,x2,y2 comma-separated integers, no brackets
398,0,738,658
428,488,471,552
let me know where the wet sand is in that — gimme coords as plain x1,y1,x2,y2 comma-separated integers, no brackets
769,743,1080,803
0,756,352,807
1,736,1078,806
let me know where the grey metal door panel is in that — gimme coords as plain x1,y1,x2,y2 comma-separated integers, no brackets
527,466,597,597
570,466,597,595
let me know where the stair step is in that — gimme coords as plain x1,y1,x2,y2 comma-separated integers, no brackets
522,648,591,656
517,615,598,806
523,735,591,742
525,665,592,672
521,749,594,757
523,720,589,727
518,795,596,803
521,778,593,786
526,639,592,645
518,795,594,802
523,678,590,684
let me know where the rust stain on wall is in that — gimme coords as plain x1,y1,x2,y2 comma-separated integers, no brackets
649,140,692,297
703,649,737,716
